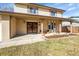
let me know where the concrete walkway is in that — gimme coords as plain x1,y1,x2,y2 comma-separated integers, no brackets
0,34,45,48
0,33,78,49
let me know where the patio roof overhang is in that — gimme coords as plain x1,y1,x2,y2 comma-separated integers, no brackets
0,11,79,23
0,11,64,20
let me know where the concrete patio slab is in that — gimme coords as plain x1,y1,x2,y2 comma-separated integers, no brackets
0,34,45,48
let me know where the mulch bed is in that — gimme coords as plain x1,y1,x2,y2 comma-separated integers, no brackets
45,33,78,38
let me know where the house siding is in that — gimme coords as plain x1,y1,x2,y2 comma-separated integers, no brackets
1,15,10,41
14,4,28,13
9,15,62,37
1,3,79,42
56,11,62,17
16,18,26,35
14,3,62,17
0,15,2,41
38,8,51,16
10,17,16,38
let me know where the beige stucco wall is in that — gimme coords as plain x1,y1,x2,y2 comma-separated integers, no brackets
42,18,62,33
55,20,62,32
56,11,62,17
39,19,61,33
14,4,51,16
16,18,26,35
1,15,10,41
16,18,41,34
10,17,16,38
15,17,61,35
42,19,49,32
0,15,2,41
14,4,28,13
14,4,62,17
38,8,51,16
0,15,2,20
1,15,61,39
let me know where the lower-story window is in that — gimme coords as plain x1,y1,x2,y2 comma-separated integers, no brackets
48,24,51,29
48,23,56,32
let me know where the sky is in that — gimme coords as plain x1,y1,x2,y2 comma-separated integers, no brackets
0,3,79,18
39,3,79,17
0,3,14,11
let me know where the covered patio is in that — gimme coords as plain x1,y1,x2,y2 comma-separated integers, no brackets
0,11,62,37
0,11,79,41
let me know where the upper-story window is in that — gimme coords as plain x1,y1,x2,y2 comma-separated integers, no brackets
51,11,56,16
29,7,38,14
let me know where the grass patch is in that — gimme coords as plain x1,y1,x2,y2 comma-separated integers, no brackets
0,36,79,56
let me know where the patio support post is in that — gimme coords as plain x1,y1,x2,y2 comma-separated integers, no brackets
70,21,73,33
53,20,54,32
38,22,40,33
59,21,62,33
41,22,43,34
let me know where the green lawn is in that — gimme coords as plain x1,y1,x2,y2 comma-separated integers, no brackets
0,36,79,56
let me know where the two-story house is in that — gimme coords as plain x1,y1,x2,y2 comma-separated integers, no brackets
0,3,78,41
